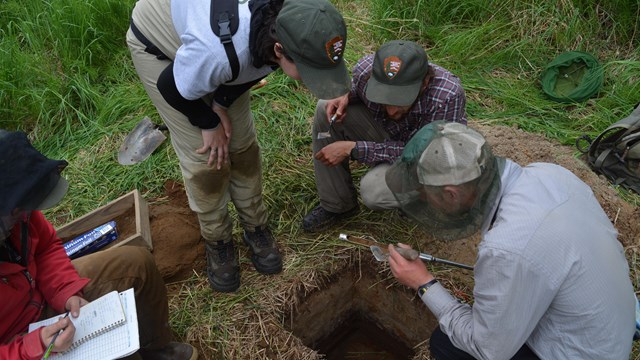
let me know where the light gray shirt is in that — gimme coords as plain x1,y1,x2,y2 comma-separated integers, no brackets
171,0,274,100
423,160,636,359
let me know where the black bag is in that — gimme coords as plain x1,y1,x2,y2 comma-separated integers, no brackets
576,103,640,194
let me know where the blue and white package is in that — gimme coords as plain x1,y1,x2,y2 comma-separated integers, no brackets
63,221,118,259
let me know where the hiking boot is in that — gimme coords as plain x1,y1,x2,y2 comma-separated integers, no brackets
139,341,198,360
243,226,283,274
302,205,359,233
205,240,240,292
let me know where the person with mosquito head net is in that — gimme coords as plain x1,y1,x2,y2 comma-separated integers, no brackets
301,40,466,233
385,121,636,359
127,0,350,292
0,130,197,360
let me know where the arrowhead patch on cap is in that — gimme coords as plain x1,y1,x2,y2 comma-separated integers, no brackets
383,56,402,79
325,36,345,64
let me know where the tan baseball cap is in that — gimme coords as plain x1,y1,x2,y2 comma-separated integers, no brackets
417,122,487,186
276,0,350,99
385,121,502,240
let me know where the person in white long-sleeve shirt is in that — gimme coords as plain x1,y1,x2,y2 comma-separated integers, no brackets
385,121,636,360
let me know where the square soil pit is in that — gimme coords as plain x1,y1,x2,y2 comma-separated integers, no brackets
56,189,153,253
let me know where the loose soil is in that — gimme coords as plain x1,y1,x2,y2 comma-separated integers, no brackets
141,124,639,359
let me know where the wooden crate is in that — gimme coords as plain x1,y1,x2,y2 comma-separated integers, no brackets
56,189,153,252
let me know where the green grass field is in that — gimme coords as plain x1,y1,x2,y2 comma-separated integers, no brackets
2,0,639,358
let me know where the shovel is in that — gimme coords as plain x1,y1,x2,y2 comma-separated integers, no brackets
339,233,473,270
370,245,474,271
118,117,168,165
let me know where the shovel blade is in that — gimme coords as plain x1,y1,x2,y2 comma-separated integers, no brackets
370,245,388,262
118,117,167,165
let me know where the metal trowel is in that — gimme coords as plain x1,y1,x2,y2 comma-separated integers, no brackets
118,117,168,165
370,245,474,271
317,114,337,139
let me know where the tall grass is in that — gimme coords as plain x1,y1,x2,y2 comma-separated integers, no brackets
0,0,136,130
0,0,180,219
368,0,640,144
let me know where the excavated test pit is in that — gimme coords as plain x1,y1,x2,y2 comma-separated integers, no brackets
287,260,439,359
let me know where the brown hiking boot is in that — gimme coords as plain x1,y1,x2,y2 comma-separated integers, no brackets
243,226,283,274
302,205,359,233
205,240,240,292
138,342,198,360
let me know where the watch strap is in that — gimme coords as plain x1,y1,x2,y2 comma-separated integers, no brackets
350,144,359,161
417,279,438,297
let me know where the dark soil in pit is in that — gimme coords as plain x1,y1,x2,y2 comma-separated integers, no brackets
287,258,436,359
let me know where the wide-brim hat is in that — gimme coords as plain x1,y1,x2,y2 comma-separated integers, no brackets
276,0,351,99
540,51,603,103
0,130,69,216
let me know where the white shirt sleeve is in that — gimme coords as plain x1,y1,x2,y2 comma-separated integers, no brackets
173,34,229,100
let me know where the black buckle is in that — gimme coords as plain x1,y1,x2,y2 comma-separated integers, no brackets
218,13,232,44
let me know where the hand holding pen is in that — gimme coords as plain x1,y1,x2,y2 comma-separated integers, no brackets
41,312,74,359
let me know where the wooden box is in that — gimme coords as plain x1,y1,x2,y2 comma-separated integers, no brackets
56,189,153,252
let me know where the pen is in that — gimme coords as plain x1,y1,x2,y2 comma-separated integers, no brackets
42,312,70,359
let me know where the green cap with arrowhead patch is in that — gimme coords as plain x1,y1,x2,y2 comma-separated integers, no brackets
276,0,350,99
366,40,429,106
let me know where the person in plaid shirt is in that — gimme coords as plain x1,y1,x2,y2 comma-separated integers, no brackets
303,40,467,232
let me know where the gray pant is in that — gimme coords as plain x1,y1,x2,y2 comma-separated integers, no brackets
312,100,400,212
127,0,267,243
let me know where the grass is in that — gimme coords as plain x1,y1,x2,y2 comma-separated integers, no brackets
1,0,640,358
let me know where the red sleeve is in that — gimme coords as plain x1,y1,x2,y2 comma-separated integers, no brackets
0,327,46,360
30,211,89,312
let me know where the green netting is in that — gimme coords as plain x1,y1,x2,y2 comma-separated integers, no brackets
540,51,603,103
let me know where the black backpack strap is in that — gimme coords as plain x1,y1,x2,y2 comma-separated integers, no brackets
130,18,169,60
211,0,240,82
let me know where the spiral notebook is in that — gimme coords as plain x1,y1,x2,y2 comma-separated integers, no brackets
29,288,139,359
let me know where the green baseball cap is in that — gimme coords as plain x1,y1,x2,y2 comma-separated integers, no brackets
276,0,350,99
366,40,428,106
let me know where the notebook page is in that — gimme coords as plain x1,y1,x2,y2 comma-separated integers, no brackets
52,288,140,360
28,289,140,359
28,290,125,345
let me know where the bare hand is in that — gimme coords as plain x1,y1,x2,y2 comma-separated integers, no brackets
212,103,232,139
315,141,355,166
40,316,75,354
65,295,88,318
196,127,229,168
324,94,349,123
388,243,433,290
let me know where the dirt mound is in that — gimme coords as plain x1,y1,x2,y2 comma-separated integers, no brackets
148,180,204,284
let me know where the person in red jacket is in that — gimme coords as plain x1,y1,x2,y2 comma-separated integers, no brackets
0,130,196,360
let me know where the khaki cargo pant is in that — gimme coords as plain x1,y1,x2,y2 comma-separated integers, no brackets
126,0,268,243
312,100,400,212
69,246,172,353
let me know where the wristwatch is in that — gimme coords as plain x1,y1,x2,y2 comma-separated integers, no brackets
350,145,359,160
417,279,438,297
